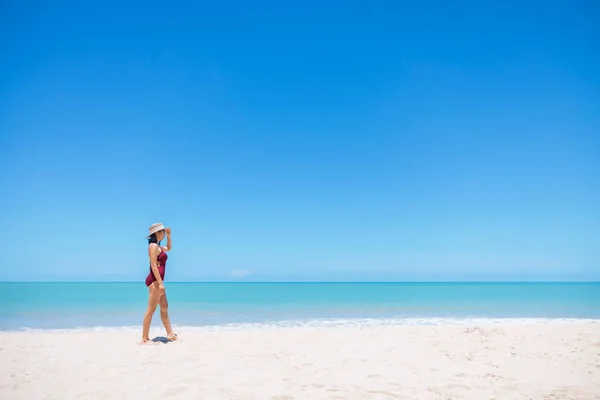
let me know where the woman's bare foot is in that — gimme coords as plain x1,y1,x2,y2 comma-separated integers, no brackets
140,338,155,345
167,333,178,341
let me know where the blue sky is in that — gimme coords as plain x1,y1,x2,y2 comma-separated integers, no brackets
1,0,598,282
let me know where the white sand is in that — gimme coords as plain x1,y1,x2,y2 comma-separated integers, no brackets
1,322,599,399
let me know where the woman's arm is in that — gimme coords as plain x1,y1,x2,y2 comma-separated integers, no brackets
162,228,172,252
148,244,163,286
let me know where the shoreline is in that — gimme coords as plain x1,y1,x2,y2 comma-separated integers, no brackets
2,316,600,333
2,321,599,399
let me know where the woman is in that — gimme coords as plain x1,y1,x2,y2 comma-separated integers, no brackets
141,223,177,343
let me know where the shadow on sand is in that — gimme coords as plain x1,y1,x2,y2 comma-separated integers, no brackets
151,336,171,344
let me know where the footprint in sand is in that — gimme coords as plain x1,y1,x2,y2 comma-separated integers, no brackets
484,372,501,382
367,390,401,398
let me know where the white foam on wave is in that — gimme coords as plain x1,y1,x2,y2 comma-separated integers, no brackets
7,316,600,333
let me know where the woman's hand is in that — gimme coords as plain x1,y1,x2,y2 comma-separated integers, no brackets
165,228,171,236
159,283,166,293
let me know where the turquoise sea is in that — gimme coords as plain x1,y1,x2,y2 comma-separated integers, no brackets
1,282,599,331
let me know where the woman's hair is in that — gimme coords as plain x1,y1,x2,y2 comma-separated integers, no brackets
147,232,162,245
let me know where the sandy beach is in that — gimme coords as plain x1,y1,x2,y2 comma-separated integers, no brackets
1,322,599,400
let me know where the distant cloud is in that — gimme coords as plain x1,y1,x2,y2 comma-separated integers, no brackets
229,269,253,278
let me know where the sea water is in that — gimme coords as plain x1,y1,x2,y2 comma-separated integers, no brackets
1,282,599,331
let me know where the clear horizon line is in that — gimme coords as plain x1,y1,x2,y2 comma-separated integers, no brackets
1,280,598,284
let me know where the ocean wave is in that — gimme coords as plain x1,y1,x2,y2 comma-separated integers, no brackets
7,316,600,333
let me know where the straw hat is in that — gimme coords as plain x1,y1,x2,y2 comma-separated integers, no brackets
147,222,166,237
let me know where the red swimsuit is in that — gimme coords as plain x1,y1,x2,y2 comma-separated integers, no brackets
145,248,168,287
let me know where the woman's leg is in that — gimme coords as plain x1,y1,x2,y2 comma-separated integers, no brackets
141,284,161,343
158,291,176,340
